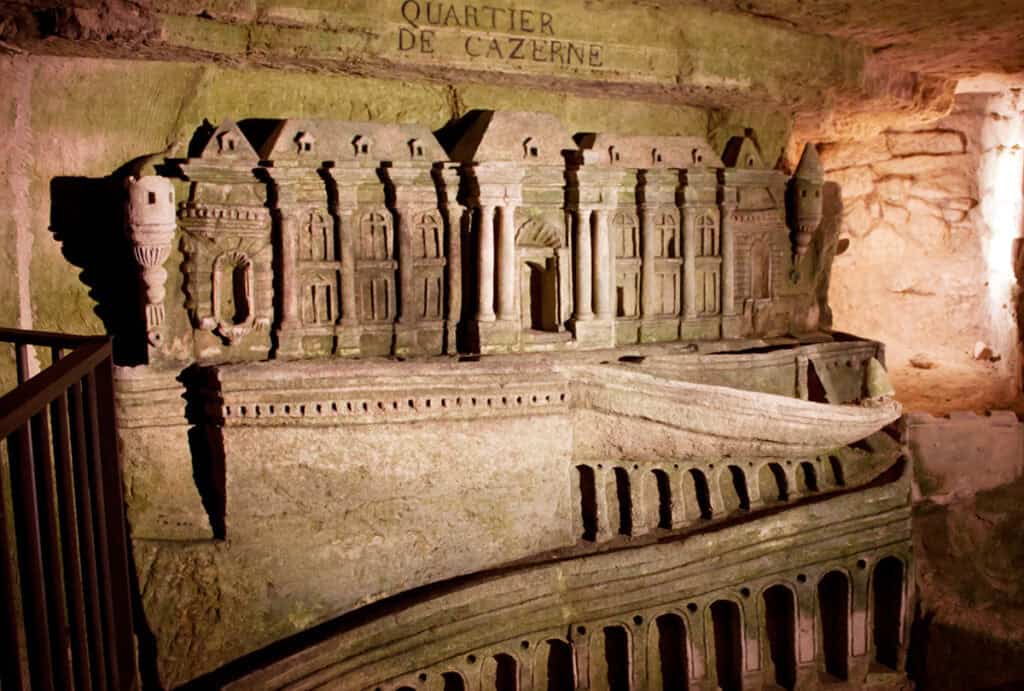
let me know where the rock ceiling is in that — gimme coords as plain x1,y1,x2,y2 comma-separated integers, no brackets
675,0,1024,80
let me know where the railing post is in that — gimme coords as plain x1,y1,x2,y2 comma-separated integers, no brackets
8,422,56,691
52,388,94,691
94,354,137,689
70,380,110,691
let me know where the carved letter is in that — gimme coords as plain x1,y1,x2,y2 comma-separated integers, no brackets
509,37,525,59
540,11,553,34
399,27,417,51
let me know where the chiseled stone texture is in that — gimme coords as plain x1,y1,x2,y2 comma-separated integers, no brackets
823,92,1019,406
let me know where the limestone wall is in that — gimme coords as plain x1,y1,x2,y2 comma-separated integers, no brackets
822,91,1023,411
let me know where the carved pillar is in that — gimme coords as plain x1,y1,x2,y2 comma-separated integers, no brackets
477,204,497,322
682,205,697,320
593,208,613,320
721,202,737,316
640,203,656,318
575,208,594,321
125,175,176,355
396,205,416,326
497,204,517,321
273,180,303,356
338,209,358,326
445,200,463,351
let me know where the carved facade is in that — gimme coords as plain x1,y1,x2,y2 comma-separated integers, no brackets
116,111,909,691
137,111,828,363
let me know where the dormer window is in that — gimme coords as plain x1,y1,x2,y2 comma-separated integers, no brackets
353,134,374,158
218,131,238,154
523,137,539,159
295,131,316,155
409,138,425,159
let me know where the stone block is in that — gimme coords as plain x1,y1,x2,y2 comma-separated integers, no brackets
818,137,890,170
872,153,970,177
886,130,966,156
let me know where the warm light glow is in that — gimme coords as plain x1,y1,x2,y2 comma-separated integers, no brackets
978,89,1024,377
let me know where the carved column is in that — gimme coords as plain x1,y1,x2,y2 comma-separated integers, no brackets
720,201,737,317
593,208,613,320
445,201,462,352
125,175,176,356
273,180,303,356
396,205,416,326
338,209,358,325
575,208,594,321
497,204,517,321
682,205,697,320
640,203,656,318
477,204,497,322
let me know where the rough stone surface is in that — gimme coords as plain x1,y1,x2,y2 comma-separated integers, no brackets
823,92,1022,413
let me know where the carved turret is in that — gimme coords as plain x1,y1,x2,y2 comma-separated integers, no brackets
789,143,824,263
125,174,176,355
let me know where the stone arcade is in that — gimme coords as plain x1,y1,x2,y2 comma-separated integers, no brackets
113,110,912,690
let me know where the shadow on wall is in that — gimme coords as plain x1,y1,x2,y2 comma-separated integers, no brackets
49,171,146,364
181,364,227,541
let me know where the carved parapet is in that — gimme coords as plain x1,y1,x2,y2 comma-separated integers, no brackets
125,175,177,352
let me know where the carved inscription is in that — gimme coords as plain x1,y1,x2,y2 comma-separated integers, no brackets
398,1,605,68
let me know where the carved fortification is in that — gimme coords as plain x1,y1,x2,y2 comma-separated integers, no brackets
118,111,911,690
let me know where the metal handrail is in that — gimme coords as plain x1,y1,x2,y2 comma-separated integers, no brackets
1,328,138,691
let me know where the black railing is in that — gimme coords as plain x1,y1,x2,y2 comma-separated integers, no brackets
1,328,137,691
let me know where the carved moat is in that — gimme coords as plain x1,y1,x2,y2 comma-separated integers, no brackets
112,110,911,690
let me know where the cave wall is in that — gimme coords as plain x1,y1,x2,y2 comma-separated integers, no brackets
823,91,1024,411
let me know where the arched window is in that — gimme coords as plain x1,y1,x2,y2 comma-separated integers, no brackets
542,639,574,690
758,463,788,503
577,465,598,542
603,626,631,691
360,211,392,259
684,469,713,521
614,211,640,258
798,462,819,494
302,210,333,261
721,466,750,513
654,613,688,691
442,672,466,691
414,210,443,259
654,212,678,258
613,468,633,536
872,557,905,669
696,213,717,257
710,600,742,691
763,585,797,690
818,571,850,680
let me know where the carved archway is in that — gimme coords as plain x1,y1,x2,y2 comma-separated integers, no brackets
516,217,567,333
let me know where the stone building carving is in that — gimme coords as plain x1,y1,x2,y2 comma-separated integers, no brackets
145,111,839,363
178,120,274,357
113,110,911,690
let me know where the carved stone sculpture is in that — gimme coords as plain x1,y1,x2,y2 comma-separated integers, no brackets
128,112,835,362
789,143,825,279
125,174,176,353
